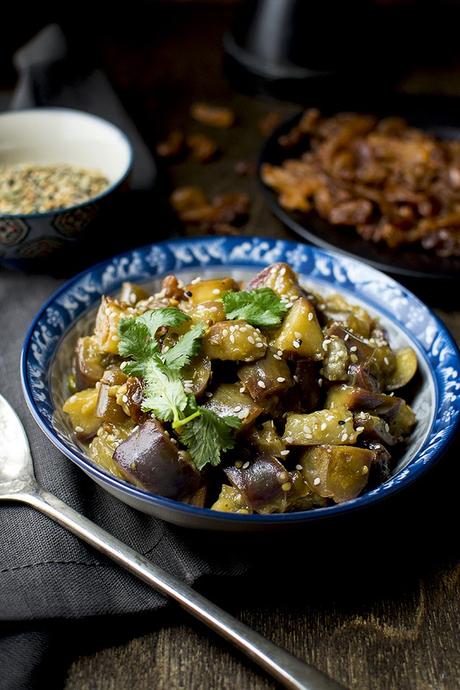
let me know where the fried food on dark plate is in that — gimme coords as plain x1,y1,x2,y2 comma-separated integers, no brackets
262,109,460,257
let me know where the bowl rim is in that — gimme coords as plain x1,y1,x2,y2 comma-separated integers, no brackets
20,236,460,525
0,107,133,220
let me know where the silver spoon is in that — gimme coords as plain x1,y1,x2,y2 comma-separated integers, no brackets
0,394,345,690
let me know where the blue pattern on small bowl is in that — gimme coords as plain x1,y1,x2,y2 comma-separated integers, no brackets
20,236,460,530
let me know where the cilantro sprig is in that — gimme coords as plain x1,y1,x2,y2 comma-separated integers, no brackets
222,287,288,327
118,307,240,469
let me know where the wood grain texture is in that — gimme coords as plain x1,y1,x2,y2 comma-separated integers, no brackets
64,5,460,689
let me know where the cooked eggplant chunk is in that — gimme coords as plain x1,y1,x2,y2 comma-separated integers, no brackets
273,297,323,360
94,296,129,354
283,408,360,446
203,383,263,429
238,348,292,401
89,422,135,478
211,484,252,513
300,445,376,503
181,353,212,397
185,277,238,305
63,260,417,514
113,419,200,498
247,420,287,457
187,300,226,325
247,262,302,302
74,336,106,390
63,387,101,441
386,347,418,391
203,320,267,361
225,453,291,514
326,385,416,437
315,292,376,339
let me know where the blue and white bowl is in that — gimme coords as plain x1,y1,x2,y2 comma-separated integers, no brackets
0,108,132,266
21,236,460,530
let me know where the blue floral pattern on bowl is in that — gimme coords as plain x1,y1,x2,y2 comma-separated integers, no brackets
20,237,460,530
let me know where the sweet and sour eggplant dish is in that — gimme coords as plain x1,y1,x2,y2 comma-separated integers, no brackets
63,263,417,514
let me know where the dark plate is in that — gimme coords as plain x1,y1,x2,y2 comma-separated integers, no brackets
259,94,460,282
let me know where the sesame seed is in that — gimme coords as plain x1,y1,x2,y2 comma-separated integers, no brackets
111,335,119,341
318,378,323,387
256,342,265,348
233,405,242,413
344,333,350,341
273,354,282,360
75,425,83,433
129,294,137,304
122,395,128,403
295,463,302,470
281,450,290,456
293,340,301,349
247,336,255,344
350,354,358,363
313,477,321,486
257,380,266,389
230,334,235,343
308,312,314,321
362,465,369,475
294,331,302,339
206,392,213,397
384,357,389,366
320,422,327,431
239,387,245,393
322,339,331,351
284,436,293,444
276,377,286,383
281,482,292,492
349,345,357,352
212,288,221,295
120,362,127,370
242,461,250,470
238,410,248,419
191,276,201,284
222,329,228,337
341,433,348,441
356,426,365,433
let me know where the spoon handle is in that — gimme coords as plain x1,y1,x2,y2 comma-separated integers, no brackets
17,486,345,690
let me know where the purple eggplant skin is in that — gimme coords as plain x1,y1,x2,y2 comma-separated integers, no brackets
225,453,290,514
113,419,200,499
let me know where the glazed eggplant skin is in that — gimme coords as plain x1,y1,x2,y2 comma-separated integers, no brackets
238,348,292,401
113,419,200,499
225,453,291,514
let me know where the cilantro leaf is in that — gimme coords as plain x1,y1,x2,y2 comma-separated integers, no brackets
141,355,189,423
179,408,241,470
222,288,288,326
118,307,189,360
163,322,205,370
118,318,157,365
138,307,189,335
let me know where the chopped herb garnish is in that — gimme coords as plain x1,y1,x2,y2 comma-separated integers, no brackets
118,308,240,469
222,287,288,327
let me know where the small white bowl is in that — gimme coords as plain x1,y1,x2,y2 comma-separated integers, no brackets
0,108,132,265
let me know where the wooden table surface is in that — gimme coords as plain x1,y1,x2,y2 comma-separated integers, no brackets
14,5,455,689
